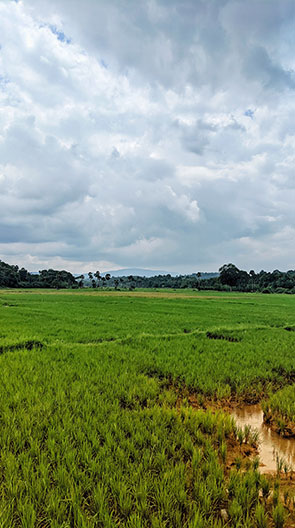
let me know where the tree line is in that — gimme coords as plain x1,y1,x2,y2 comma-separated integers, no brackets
215,263,295,293
0,261,78,289
1,259,295,293
101,265,295,293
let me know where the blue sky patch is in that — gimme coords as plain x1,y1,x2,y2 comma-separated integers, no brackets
244,109,254,119
49,25,71,44
100,59,108,69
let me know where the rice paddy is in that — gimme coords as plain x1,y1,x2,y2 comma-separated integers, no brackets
1,289,295,527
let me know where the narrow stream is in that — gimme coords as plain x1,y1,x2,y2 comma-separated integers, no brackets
230,404,295,473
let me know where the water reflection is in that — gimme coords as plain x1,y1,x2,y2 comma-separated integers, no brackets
231,404,295,473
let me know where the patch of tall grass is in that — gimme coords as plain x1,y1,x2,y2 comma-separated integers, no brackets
0,290,294,525
263,384,295,433
0,344,276,526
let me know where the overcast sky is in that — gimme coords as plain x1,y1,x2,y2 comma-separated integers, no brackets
0,0,295,273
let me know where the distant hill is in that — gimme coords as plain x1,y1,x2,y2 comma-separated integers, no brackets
101,269,219,278
73,269,219,279
102,268,179,277
191,272,219,280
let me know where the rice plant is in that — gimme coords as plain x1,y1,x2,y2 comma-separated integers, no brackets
0,289,295,525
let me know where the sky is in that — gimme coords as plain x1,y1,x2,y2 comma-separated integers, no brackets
0,0,295,274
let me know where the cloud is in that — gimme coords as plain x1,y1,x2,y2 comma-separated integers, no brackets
0,0,294,272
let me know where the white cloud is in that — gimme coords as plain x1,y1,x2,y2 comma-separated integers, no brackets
0,0,294,272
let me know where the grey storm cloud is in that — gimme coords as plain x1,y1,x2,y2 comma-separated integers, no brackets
0,0,295,273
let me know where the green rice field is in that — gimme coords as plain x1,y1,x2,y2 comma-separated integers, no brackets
1,289,295,527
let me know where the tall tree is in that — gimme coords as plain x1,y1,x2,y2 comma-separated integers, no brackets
94,271,101,288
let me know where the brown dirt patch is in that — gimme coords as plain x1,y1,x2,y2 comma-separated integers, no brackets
264,413,295,438
225,434,258,473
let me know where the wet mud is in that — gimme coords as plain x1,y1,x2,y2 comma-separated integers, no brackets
231,404,295,473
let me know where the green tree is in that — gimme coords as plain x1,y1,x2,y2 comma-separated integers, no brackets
219,264,241,288
94,271,101,288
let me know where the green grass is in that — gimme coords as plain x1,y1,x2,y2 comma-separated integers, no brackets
262,384,295,433
0,289,295,526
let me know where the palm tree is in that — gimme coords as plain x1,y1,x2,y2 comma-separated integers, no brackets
94,271,101,288
76,274,84,288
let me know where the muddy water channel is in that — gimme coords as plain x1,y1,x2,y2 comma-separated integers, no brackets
231,404,295,473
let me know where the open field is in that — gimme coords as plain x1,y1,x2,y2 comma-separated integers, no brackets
1,289,295,527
